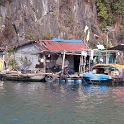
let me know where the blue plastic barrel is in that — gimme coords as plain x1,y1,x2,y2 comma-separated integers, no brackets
74,79,82,84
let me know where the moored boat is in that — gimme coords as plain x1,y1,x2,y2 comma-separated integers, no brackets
82,64,124,85
0,71,47,82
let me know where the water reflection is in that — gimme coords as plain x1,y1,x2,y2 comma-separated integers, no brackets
0,81,4,91
82,85,109,95
1,81,124,124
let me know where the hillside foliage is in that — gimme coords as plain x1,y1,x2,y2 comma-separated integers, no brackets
95,0,124,26
95,0,124,41
0,0,13,6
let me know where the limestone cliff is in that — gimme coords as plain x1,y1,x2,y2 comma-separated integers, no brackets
0,0,123,49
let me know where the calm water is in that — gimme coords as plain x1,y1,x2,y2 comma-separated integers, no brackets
0,81,124,124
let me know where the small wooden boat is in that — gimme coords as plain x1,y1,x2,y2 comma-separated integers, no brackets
0,71,47,82
82,64,124,85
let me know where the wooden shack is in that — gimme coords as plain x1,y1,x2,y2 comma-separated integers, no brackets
14,39,88,74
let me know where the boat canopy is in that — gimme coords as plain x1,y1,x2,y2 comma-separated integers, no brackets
93,64,124,73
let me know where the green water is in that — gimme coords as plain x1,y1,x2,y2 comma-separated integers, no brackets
0,81,124,124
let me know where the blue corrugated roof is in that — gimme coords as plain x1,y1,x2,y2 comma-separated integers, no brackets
52,38,83,43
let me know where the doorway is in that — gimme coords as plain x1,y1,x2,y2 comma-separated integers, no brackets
74,56,80,72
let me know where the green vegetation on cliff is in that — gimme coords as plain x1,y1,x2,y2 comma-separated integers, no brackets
96,0,124,27
96,0,124,41
0,0,13,7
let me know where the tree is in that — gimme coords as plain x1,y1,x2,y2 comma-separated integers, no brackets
113,1,124,15
19,56,32,72
8,58,16,70
96,0,108,20
0,0,5,6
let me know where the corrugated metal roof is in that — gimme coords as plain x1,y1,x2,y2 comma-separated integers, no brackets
36,40,88,51
15,40,88,52
35,42,47,51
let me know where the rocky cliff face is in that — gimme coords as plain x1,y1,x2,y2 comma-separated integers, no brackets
0,0,123,48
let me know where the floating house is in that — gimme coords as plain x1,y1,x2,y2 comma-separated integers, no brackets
2,40,122,84
14,39,88,73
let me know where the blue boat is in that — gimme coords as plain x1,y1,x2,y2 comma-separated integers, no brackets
82,71,111,84
82,63,124,85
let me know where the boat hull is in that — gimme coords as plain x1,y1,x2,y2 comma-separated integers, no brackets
83,77,124,86
82,72,124,85
83,77,112,85
1,73,45,82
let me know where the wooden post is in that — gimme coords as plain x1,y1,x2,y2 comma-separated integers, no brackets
83,56,86,73
43,55,46,73
79,56,81,74
59,50,66,83
106,31,109,64
61,50,66,75
88,50,91,71
88,58,90,72
106,50,108,64
79,51,83,75
2,55,5,71
82,55,84,73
